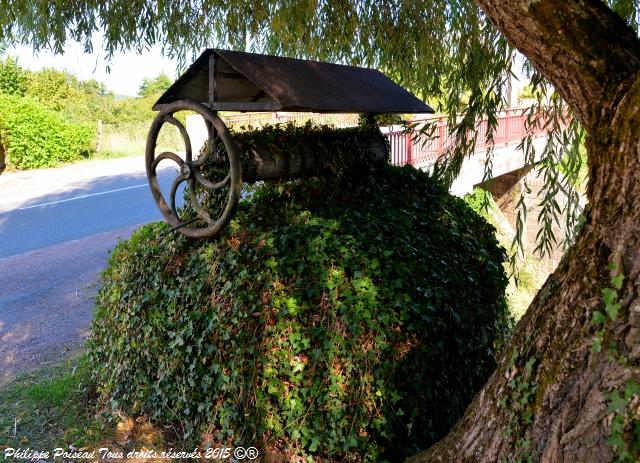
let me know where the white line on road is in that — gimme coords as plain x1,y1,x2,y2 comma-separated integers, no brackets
19,184,148,210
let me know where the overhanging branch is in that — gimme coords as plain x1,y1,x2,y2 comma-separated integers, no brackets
475,0,640,131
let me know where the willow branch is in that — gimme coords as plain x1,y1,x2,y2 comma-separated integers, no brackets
475,0,640,131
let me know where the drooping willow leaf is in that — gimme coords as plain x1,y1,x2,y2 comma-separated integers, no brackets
2,0,638,259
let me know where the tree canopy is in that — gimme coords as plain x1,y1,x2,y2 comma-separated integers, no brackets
138,72,172,98
3,0,637,257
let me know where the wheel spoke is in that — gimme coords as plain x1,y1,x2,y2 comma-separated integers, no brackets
169,174,188,219
165,115,192,162
188,179,215,224
152,151,184,173
194,170,230,190
193,120,218,166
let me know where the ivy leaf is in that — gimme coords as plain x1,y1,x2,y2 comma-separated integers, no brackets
169,334,184,348
606,391,627,413
606,302,621,321
611,273,624,290
602,288,618,307
309,437,320,452
524,357,536,378
624,380,640,400
592,311,606,326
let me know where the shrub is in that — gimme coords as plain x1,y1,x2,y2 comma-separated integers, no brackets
26,67,87,112
0,57,28,96
0,94,95,169
26,68,117,126
138,73,172,98
90,130,510,462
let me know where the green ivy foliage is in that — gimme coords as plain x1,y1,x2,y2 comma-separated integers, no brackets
90,160,510,461
0,94,95,169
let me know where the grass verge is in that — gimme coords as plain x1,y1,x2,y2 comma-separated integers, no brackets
0,355,174,457
0,355,112,450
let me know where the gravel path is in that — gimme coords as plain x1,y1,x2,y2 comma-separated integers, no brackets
0,224,140,385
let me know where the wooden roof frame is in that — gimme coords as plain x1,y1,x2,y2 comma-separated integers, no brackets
154,49,434,114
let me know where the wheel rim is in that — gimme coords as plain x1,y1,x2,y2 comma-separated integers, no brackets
145,100,242,239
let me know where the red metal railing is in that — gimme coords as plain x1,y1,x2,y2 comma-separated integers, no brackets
382,108,545,167
221,108,546,168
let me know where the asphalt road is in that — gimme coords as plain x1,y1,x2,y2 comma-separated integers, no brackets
0,155,182,383
0,156,183,258
0,224,141,385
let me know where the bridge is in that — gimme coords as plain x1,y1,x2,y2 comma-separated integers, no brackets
382,109,569,264
381,108,547,196
213,108,546,196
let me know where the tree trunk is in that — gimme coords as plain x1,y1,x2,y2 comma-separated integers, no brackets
0,139,5,175
409,1,640,461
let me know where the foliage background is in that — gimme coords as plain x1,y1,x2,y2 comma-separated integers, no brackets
0,56,176,169
0,94,95,169
1,0,639,252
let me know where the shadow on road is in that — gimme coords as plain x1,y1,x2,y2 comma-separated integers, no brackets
0,167,181,259
0,224,142,385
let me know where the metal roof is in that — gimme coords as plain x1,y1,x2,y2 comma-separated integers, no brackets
154,49,434,114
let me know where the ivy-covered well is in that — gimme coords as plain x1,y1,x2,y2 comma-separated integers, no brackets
90,128,511,462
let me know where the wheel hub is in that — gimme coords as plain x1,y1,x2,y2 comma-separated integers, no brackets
181,163,193,178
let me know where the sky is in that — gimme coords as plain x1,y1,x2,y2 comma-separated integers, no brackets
7,35,530,101
9,37,179,96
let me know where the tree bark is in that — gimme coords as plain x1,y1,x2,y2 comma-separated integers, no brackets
0,139,5,175
409,1,640,461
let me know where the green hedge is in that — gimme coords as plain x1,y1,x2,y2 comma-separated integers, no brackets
90,136,510,461
0,94,95,169
0,57,28,96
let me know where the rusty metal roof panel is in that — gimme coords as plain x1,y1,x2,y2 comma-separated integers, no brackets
154,49,433,114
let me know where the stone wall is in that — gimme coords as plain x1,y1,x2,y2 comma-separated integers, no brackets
476,166,576,271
